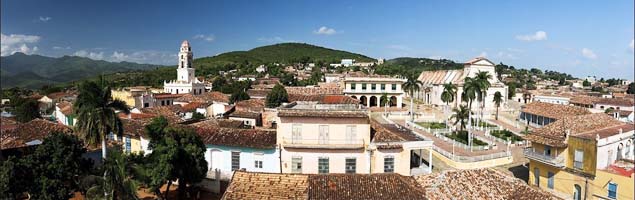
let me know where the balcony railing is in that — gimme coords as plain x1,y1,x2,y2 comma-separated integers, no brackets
523,148,565,168
281,137,365,149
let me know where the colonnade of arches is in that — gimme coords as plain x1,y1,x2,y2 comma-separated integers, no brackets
350,95,398,107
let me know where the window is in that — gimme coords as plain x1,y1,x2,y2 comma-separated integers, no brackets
291,157,302,173
346,125,357,144
345,158,356,173
573,184,582,200
547,172,554,189
533,168,540,186
161,100,165,106
108,132,115,141
351,84,356,90
318,157,329,174
362,83,367,90
574,149,584,169
608,182,617,199
544,146,551,157
381,84,386,91
319,125,329,144
391,84,397,91
231,151,240,171
371,84,376,90
254,152,263,169
144,103,149,108
124,137,131,153
384,156,394,172
292,124,302,144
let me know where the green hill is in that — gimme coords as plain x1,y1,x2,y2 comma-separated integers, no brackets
375,57,464,75
1,53,164,89
101,43,377,88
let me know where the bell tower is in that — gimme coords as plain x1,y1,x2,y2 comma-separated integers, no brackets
177,40,195,82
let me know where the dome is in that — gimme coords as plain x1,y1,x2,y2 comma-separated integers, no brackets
181,40,190,47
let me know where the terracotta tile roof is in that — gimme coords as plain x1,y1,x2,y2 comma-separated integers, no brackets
154,93,184,99
524,113,629,147
57,101,74,116
595,97,635,107
175,92,230,103
139,105,183,123
0,117,18,132
195,126,276,149
417,69,464,85
222,171,308,200
284,86,343,95
307,173,427,200
181,102,209,112
47,92,75,100
235,99,265,112
246,89,271,98
278,109,368,118
117,112,156,120
521,102,590,120
120,118,149,138
1,119,73,150
228,111,261,119
189,119,246,129
464,57,493,65
569,95,601,105
415,168,561,200
607,109,634,117
289,94,360,104
371,119,424,143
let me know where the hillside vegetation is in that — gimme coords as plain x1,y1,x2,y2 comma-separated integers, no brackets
375,57,464,75
1,53,163,89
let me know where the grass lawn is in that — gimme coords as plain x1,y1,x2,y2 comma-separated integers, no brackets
415,122,447,129
490,130,524,142
445,131,488,146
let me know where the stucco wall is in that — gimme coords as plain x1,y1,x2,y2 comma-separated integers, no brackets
206,145,280,180
280,148,368,174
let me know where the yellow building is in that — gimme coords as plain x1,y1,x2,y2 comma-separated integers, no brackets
111,86,155,107
524,113,634,200
109,116,153,154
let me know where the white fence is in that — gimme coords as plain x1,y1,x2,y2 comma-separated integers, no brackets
408,121,492,151
432,145,511,163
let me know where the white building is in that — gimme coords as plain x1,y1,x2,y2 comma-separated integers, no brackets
256,65,267,73
343,75,406,108
164,40,206,95
417,57,508,114
533,95,570,105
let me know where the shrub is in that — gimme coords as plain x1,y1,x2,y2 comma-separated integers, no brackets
446,131,488,146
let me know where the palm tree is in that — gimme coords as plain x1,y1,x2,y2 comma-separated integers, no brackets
441,83,457,108
450,105,470,131
474,71,492,120
493,91,503,120
86,148,140,200
402,73,423,122
74,76,130,160
380,93,389,114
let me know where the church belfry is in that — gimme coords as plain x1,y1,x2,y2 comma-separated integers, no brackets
177,40,195,82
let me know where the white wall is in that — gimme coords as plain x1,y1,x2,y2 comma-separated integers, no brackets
596,130,635,169
205,146,280,180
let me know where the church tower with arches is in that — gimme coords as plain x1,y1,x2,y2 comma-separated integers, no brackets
164,40,206,95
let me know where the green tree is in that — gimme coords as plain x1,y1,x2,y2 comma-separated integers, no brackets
86,147,139,200
507,84,516,100
145,118,208,199
14,97,40,122
441,83,456,108
191,112,206,120
266,84,289,108
380,93,389,107
402,73,423,122
0,157,24,199
450,105,470,131
493,91,503,120
21,132,93,200
474,71,492,118
582,80,591,87
627,82,635,94
229,90,250,104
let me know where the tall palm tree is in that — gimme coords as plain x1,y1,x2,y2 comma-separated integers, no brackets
74,76,130,160
402,73,423,122
450,105,470,131
474,71,492,120
493,91,503,120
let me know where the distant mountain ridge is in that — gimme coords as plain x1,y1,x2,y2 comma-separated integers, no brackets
1,53,164,89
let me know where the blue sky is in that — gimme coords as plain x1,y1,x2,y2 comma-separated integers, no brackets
2,0,633,79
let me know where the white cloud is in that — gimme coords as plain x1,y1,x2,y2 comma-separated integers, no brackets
515,31,547,41
581,48,597,59
74,50,104,60
478,51,488,57
314,26,337,35
193,34,215,42
630,39,634,52
52,46,71,50
38,16,52,22
110,51,129,62
1,33,41,56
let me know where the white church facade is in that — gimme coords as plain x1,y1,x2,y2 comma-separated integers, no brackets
164,40,206,95
417,57,508,115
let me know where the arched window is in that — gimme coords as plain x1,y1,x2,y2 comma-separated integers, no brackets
533,167,540,186
573,184,582,200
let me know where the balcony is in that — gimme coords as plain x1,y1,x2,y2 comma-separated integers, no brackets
523,148,565,168
281,137,365,149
